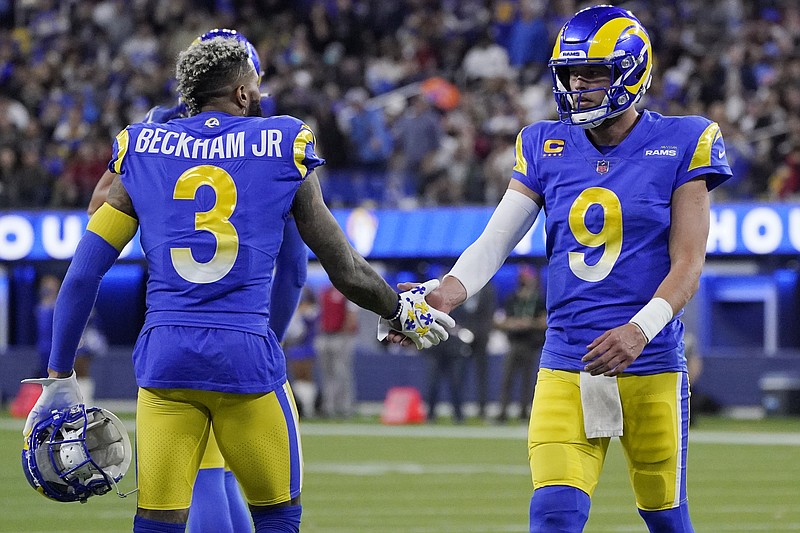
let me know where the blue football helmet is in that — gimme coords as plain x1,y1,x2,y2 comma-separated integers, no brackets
197,28,263,80
22,405,133,503
549,5,652,128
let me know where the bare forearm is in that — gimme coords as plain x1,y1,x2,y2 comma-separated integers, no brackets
653,258,703,315
326,248,398,318
655,178,710,314
292,173,398,318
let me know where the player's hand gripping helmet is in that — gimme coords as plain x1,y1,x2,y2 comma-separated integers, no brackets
22,405,133,503
549,5,652,129
196,28,263,80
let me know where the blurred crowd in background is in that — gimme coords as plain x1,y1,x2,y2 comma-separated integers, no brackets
0,0,799,210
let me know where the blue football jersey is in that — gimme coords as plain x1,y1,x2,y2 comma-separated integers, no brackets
512,110,731,374
108,112,324,391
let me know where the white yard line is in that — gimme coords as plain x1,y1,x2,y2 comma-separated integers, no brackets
4,417,800,445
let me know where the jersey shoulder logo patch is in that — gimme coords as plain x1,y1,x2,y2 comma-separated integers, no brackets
543,139,565,156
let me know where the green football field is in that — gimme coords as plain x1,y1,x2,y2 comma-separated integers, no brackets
2,413,799,532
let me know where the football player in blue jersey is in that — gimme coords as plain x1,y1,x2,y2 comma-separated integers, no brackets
86,29,299,533
389,5,731,532
24,37,453,533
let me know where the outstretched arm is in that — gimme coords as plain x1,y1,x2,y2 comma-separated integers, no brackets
386,180,542,347
440,179,542,312
292,174,453,348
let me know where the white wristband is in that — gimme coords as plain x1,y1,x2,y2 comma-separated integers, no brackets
629,297,673,343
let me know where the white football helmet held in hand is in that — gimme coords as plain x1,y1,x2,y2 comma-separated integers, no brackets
22,405,133,503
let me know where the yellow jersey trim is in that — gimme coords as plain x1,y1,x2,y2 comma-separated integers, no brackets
112,129,130,174
86,203,138,252
513,130,528,175
293,125,315,177
687,122,721,171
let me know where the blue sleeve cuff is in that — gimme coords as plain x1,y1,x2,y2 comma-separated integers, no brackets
48,232,120,373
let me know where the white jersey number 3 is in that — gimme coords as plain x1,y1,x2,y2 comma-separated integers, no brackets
170,165,239,284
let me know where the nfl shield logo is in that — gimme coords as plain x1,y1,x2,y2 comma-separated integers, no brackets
596,160,609,174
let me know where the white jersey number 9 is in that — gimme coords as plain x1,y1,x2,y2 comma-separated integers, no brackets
567,187,623,282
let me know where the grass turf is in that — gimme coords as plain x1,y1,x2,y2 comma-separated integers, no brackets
1,413,799,532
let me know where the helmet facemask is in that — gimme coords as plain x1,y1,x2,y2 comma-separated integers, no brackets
22,405,134,503
548,6,653,128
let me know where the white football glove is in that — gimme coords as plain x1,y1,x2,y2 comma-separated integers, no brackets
377,279,456,350
22,372,84,437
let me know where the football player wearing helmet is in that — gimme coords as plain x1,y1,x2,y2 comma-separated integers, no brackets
388,4,731,532
27,36,450,533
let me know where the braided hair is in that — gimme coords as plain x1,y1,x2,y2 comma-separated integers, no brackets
176,37,253,116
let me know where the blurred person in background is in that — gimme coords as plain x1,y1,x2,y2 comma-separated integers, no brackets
13,146,55,207
35,274,60,378
683,332,720,423
345,86,393,180
507,0,550,82
426,305,473,424
0,144,17,207
457,279,497,420
315,283,360,419
769,142,800,199
391,93,443,200
53,137,110,207
284,287,320,418
74,307,107,407
494,265,546,423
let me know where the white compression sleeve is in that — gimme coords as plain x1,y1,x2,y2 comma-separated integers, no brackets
446,189,541,299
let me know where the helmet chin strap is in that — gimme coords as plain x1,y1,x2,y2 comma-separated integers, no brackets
570,93,611,129
574,110,608,129
107,474,138,499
